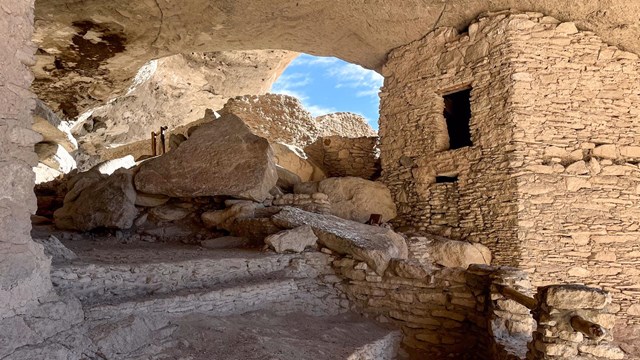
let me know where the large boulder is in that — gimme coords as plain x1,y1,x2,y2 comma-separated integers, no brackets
219,94,319,147
53,169,138,231
272,207,408,274
134,114,278,201
296,177,396,223
412,236,492,269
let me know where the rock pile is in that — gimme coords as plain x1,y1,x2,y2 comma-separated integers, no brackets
45,107,408,270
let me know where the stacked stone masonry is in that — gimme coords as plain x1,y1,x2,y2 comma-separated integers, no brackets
379,11,640,332
528,285,624,360
305,136,381,180
332,256,540,359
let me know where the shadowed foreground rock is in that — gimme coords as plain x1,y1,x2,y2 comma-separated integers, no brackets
272,207,408,274
134,114,278,201
54,169,137,231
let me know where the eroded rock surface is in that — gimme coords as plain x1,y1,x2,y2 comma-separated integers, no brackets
54,169,138,231
272,207,408,274
409,235,492,269
295,177,396,223
33,0,640,122
68,51,296,151
265,225,318,253
134,114,278,201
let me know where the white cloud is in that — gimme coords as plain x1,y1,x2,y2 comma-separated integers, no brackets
271,55,383,120
327,63,383,99
306,104,337,117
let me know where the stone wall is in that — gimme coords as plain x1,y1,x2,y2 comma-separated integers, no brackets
379,14,520,261
305,136,381,180
0,0,53,319
332,257,537,359
379,10,640,335
528,285,623,359
506,15,640,329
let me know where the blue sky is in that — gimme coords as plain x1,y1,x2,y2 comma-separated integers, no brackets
271,54,383,130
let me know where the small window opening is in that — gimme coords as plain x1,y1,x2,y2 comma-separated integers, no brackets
443,88,472,149
436,176,458,183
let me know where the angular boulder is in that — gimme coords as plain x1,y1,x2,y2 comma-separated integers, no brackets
271,207,408,274
134,114,278,201
265,225,318,253
415,237,492,269
272,143,326,182
53,169,138,231
297,177,396,223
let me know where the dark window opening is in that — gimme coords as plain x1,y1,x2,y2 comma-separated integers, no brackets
443,88,472,149
436,176,458,183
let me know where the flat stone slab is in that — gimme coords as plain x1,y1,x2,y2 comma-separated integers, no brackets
271,207,408,274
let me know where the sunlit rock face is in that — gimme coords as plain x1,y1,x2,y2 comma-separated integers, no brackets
63,50,296,165
33,0,640,119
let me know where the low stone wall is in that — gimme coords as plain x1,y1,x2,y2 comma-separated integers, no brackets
305,136,380,180
528,285,624,359
331,256,536,358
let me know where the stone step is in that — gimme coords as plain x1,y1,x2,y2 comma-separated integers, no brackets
85,271,345,321
11,310,402,360
51,247,303,304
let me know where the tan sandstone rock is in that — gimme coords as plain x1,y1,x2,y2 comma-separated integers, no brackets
265,225,318,253
296,177,397,223
134,114,278,201
272,143,326,182
272,207,408,274
54,169,138,231
413,237,492,269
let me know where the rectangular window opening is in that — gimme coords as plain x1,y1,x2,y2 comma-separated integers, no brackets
436,176,458,184
443,88,472,150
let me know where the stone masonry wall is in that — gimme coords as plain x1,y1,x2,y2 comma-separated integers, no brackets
506,14,640,330
379,10,640,339
379,14,520,263
0,0,53,319
333,258,490,358
305,136,381,180
333,257,540,359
